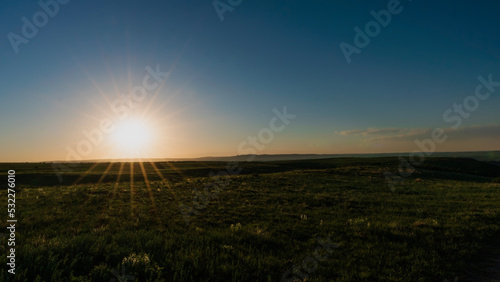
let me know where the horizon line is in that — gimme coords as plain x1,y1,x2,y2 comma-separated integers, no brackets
1,150,499,163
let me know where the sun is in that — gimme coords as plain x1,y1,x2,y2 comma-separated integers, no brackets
113,118,152,153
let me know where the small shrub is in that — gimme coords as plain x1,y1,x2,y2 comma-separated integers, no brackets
230,223,242,232
120,253,162,280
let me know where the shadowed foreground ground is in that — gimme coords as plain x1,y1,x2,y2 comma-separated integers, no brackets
0,157,499,281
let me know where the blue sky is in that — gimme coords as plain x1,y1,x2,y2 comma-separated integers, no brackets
1,0,499,161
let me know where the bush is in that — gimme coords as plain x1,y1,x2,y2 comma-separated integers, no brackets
120,253,162,280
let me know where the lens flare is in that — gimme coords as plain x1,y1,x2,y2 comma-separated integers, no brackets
113,119,151,153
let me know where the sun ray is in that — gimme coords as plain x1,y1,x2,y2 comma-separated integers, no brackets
93,162,118,220
130,161,136,218
85,98,119,121
113,162,126,198
149,161,181,203
139,161,164,229
105,61,123,100
81,66,114,110
67,51,114,107
96,162,114,187
72,162,108,235
163,161,189,179
146,91,199,127
72,162,101,186
104,162,126,217
148,101,202,129
140,85,184,121
138,86,167,121
126,31,133,93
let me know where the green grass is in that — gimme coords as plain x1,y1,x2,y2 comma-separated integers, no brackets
0,158,499,281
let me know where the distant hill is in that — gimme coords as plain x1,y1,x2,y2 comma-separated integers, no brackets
195,151,500,162
45,150,500,163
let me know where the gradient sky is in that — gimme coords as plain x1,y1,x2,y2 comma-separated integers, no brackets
1,0,499,162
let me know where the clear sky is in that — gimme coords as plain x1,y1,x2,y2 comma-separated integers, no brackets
1,0,499,162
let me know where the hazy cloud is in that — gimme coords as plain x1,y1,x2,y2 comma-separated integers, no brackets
338,128,403,136
367,124,500,142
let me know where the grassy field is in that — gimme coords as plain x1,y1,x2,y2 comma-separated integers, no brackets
0,157,499,281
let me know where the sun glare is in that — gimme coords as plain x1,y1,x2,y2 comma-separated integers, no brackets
113,119,152,153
